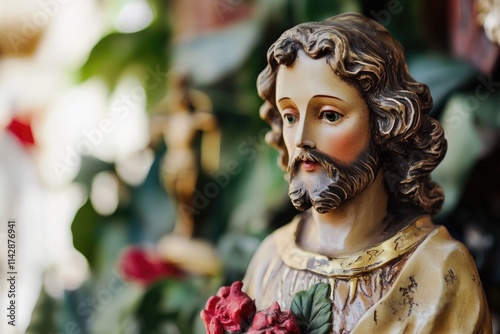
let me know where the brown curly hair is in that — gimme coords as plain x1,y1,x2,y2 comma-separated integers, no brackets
257,12,447,216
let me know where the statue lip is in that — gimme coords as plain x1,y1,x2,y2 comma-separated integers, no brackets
301,159,318,172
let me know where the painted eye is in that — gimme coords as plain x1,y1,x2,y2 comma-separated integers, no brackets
321,111,341,122
284,114,297,124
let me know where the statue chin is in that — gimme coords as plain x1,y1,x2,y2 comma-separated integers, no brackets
288,171,341,214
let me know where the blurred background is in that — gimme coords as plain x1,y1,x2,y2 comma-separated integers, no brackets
0,0,499,333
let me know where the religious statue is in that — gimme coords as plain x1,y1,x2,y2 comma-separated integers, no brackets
151,71,222,276
201,13,492,333
152,71,219,237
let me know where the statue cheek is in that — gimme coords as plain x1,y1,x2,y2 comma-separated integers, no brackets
322,128,369,165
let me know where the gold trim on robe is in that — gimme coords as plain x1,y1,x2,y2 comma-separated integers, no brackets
274,215,436,277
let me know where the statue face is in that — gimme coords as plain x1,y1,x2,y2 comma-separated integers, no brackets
276,51,371,165
275,51,379,213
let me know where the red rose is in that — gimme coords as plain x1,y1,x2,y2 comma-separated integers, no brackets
119,246,184,286
247,302,300,334
200,281,256,334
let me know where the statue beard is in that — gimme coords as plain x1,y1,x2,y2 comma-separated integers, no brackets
287,143,380,214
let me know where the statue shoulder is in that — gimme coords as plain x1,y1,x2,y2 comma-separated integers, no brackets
354,224,492,333
403,224,485,289
417,224,480,268
242,218,299,297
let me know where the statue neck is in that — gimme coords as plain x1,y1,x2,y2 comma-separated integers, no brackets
299,171,390,258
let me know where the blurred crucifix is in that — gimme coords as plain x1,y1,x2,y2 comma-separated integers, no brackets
152,70,220,237
150,70,222,276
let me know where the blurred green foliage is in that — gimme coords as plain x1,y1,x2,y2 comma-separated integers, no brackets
79,0,171,108
27,0,500,332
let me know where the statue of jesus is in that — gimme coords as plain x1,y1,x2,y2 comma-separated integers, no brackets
242,13,491,333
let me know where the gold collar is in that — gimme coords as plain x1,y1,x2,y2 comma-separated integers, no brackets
274,215,437,277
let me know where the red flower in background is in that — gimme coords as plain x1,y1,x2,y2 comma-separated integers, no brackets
247,302,300,334
119,246,184,286
201,281,256,334
7,117,35,147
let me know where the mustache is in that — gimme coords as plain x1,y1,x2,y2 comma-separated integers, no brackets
287,149,340,179
287,144,380,213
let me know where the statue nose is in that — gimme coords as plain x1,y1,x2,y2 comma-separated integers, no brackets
295,123,316,149
296,139,315,149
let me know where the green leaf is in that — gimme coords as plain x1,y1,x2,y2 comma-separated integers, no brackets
290,282,332,334
71,199,101,269
79,25,170,109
